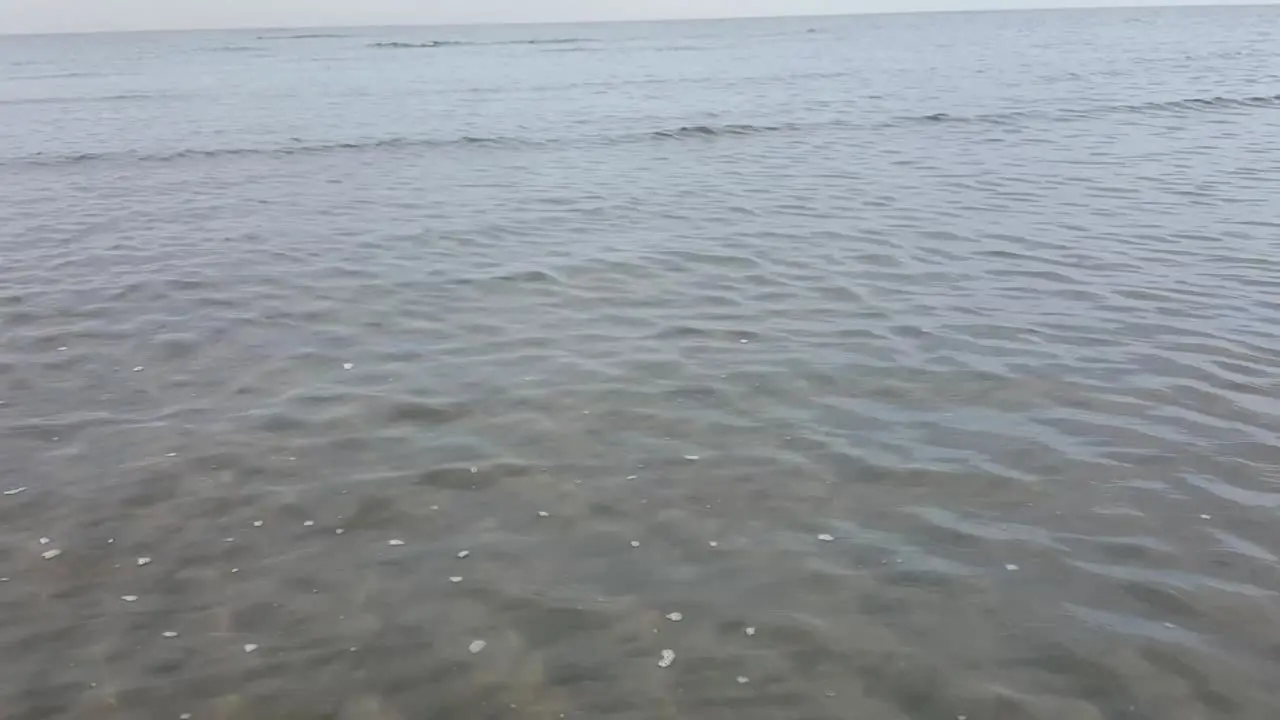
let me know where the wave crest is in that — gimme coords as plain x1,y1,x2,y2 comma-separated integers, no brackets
257,33,350,40
8,121,790,167
10,91,1276,168
910,93,1280,125
369,38,595,49
648,124,782,139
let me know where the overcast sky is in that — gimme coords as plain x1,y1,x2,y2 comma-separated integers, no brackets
0,0,1267,34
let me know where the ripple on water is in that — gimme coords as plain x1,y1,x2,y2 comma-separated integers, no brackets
4,6,1280,719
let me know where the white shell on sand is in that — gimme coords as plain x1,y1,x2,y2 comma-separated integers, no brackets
744,626,756,636
737,676,750,684
665,612,683,622
537,511,550,517
817,534,835,542
658,649,675,668
457,550,470,559
683,455,700,461
708,541,719,547
388,539,405,546
137,557,152,566
450,576,463,583
39,537,51,545
469,640,487,654
132,366,145,372
121,595,139,602
630,541,641,548
162,631,179,638
1005,564,1020,571
244,643,259,653
3,487,27,495
335,528,345,534
342,363,354,370
252,520,263,527
303,520,315,526
41,549,62,560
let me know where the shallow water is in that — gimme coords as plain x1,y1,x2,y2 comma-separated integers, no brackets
2,6,1280,719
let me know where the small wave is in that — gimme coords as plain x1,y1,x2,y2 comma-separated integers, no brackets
499,38,594,46
371,42,434,49
202,45,260,53
914,110,1035,125
10,70,109,81
369,41,454,49
492,269,565,284
257,33,350,40
14,89,1270,168
369,37,595,49
648,45,714,53
8,135,529,167
5,121,792,168
1150,93,1280,111
648,123,783,139
909,92,1280,126
0,93,164,107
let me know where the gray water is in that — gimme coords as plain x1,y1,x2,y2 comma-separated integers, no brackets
3,6,1280,719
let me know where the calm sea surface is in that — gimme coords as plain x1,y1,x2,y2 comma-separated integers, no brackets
2,6,1280,719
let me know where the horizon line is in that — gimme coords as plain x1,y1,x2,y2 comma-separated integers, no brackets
0,1,1270,37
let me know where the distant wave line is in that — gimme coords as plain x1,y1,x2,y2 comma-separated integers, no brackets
256,33,351,40
7,91,1276,168
5,123,788,167
201,45,261,53
368,38,597,49
7,70,110,81
10,136,535,167
0,92,170,106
